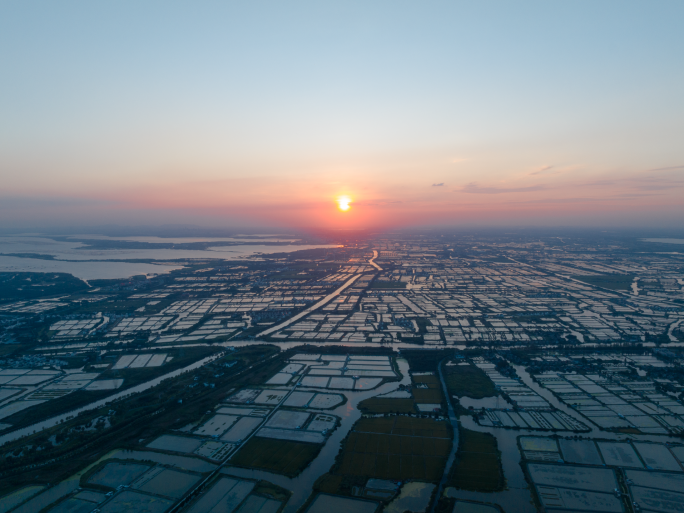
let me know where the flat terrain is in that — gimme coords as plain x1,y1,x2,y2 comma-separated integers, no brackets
230,437,321,477
443,364,498,399
412,374,444,404
572,274,634,291
358,397,416,414
369,281,406,289
2,234,684,512
336,416,451,481
448,427,503,492
0,272,88,301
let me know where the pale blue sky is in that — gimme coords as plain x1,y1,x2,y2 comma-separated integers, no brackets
1,1,683,229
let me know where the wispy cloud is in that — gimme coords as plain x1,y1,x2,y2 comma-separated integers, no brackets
649,165,684,172
461,183,548,194
529,165,553,176
612,192,663,198
576,179,616,187
502,197,604,204
432,183,444,187
503,192,664,205
577,176,684,191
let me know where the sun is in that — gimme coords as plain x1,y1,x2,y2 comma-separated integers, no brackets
337,196,351,212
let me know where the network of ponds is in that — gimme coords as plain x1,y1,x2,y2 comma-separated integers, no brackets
4,346,684,513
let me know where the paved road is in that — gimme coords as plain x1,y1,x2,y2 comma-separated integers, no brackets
170,374,303,512
259,249,380,338
369,250,383,271
0,352,226,446
256,274,361,337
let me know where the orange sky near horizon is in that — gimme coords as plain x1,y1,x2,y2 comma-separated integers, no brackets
4,161,682,231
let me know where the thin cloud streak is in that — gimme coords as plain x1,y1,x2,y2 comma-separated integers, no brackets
461,183,549,194
529,165,554,176
649,165,684,172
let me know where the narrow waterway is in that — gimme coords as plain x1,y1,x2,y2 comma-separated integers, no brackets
668,319,682,342
511,362,601,435
444,361,684,512
445,415,536,513
457,396,513,410
512,362,684,443
430,360,460,513
217,338,684,354
221,359,412,513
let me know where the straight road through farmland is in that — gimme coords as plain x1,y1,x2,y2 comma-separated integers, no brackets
257,274,361,337
369,250,382,271
170,375,303,512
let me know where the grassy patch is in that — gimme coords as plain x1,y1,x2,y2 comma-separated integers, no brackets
354,416,451,437
615,427,642,435
402,350,453,372
231,438,320,477
0,345,280,496
2,346,220,429
253,480,292,503
0,272,88,302
448,427,503,492
358,398,416,414
314,474,345,494
572,274,634,291
77,299,149,314
443,364,497,399
334,417,452,482
412,374,443,404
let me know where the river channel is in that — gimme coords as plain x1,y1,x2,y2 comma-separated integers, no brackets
445,360,684,512
220,359,412,513
5,342,683,512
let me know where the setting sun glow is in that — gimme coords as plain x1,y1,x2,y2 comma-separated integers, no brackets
337,196,351,212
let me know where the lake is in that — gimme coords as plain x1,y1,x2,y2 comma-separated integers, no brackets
0,235,340,280
641,238,684,245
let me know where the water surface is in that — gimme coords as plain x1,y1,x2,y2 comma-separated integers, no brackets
220,359,412,513
0,255,182,281
0,235,339,280
0,236,339,262
640,238,684,244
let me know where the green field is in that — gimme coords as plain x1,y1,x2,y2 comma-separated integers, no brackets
354,416,451,437
572,274,634,291
448,427,503,492
0,272,88,302
253,480,292,503
358,397,416,414
412,374,444,404
402,350,453,372
2,346,220,429
0,346,279,496
231,438,321,477
336,417,452,481
443,364,497,399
